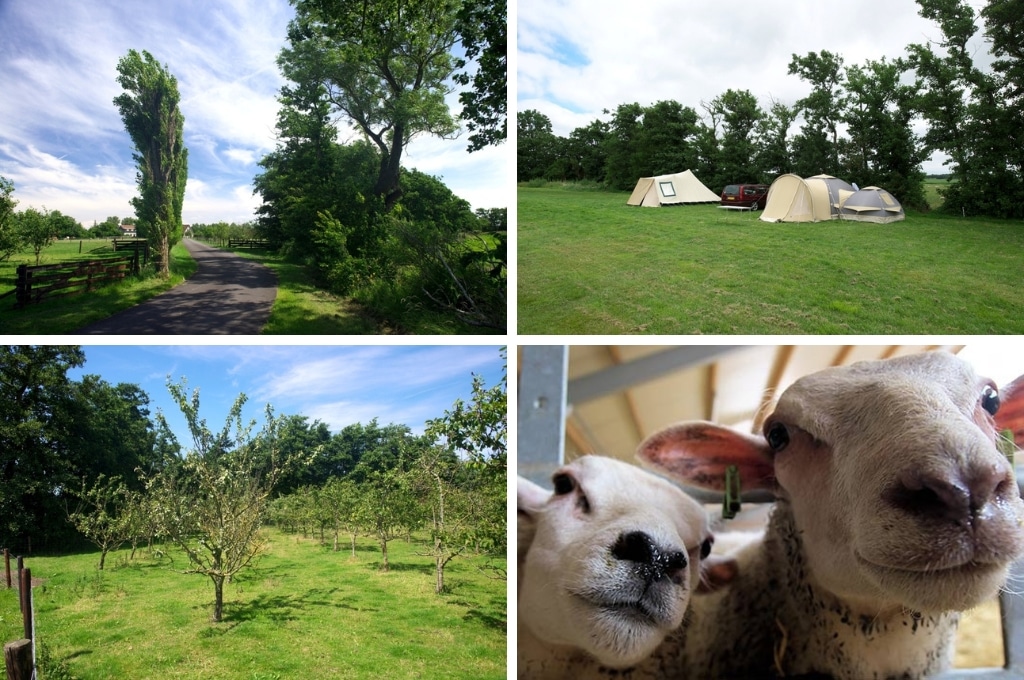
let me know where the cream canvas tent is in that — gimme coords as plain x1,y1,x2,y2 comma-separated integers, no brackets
627,170,720,206
760,174,855,223
838,186,905,223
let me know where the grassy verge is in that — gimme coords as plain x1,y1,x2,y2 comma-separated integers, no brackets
225,246,497,335
11,529,505,679
228,249,397,334
0,242,196,334
518,186,1024,335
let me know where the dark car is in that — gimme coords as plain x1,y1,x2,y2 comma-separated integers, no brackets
720,184,769,209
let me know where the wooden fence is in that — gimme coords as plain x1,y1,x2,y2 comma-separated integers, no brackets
3,549,35,680
10,252,141,308
228,238,270,249
112,238,149,264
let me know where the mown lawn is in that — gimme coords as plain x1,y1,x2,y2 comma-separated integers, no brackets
517,186,1024,334
6,529,505,679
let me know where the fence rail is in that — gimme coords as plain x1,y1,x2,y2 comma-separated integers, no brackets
227,238,269,249
13,253,140,308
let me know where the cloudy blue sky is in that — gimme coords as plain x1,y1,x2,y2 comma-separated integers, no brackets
67,344,506,445
0,0,506,228
518,0,994,174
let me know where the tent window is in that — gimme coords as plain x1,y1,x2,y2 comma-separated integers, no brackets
659,181,676,197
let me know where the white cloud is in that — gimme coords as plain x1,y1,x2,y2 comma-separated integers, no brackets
517,0,993,179
1,0,504,228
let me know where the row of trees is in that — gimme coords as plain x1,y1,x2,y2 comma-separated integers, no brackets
1,345,506,622
518,0,1024,218
0,179,92,263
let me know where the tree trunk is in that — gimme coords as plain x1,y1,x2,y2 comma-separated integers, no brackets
380,539,389,572
211,574,225,622
158,237,170,277
374,123,406,211
350,533,357,558
435,539,444,594
99,548,108,571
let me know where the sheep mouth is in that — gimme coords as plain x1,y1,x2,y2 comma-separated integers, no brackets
856,552,1005,580
572,588,681,628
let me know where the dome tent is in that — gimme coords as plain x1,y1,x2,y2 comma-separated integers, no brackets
760,174,856,223
837,186,905,223
627,170,720,207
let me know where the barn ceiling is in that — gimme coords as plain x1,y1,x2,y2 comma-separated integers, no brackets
519,344,993,466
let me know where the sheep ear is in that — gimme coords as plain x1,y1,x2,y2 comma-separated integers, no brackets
996,375,1024,448
698,555,740,594
517,476,549,562
637,422,775,492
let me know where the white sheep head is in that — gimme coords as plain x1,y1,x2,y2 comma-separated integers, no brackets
518,455,713,668
639,351,1024,615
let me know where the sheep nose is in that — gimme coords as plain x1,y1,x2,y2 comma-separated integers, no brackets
611,531,688,584
888,463,1014,524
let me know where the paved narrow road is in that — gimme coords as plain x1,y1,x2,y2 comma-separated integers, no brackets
75,239,277,335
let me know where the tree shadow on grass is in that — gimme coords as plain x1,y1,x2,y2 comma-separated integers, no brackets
366,561,433,575
213,586,380,627
463,607,506,631
445,592,507,632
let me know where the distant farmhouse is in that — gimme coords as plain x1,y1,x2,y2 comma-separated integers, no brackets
118,224,191,238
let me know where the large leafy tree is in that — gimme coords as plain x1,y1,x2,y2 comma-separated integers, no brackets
788,50,846,176
516,109,559,181
114,49,188,275
453,0,507,151
841,58,927,209
282,0,462,210
0,346,86,551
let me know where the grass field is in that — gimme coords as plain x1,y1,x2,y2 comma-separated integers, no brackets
517,185,1024,334
3,529,505,679
0,240,196,334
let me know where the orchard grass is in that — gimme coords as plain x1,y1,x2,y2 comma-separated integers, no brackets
517,185,1024,334
14,528,505,680
0,241,196,334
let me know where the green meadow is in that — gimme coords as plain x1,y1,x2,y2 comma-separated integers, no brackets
517,185,1024,335
3,530,505,679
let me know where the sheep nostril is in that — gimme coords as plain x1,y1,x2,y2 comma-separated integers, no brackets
887,465,1014,523
611,531,688,583
612,531,657,564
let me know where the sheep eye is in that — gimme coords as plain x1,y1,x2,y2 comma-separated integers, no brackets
552,472,575,495
700,536,713,560
766,422,790,452
981,385,1000,416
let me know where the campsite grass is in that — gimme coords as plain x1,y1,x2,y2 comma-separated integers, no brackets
517,184,1024,335
12,528,505,679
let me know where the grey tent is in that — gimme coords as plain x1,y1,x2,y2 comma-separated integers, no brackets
838,186,905,223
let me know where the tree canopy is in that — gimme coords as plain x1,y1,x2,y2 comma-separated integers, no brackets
282,0,462,210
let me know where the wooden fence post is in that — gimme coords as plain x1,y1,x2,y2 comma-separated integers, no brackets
3,550,9,589
19,568,32,641
14,265,28,309
3,639,32,680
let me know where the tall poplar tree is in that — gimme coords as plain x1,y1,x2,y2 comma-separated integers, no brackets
114,49,188,276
